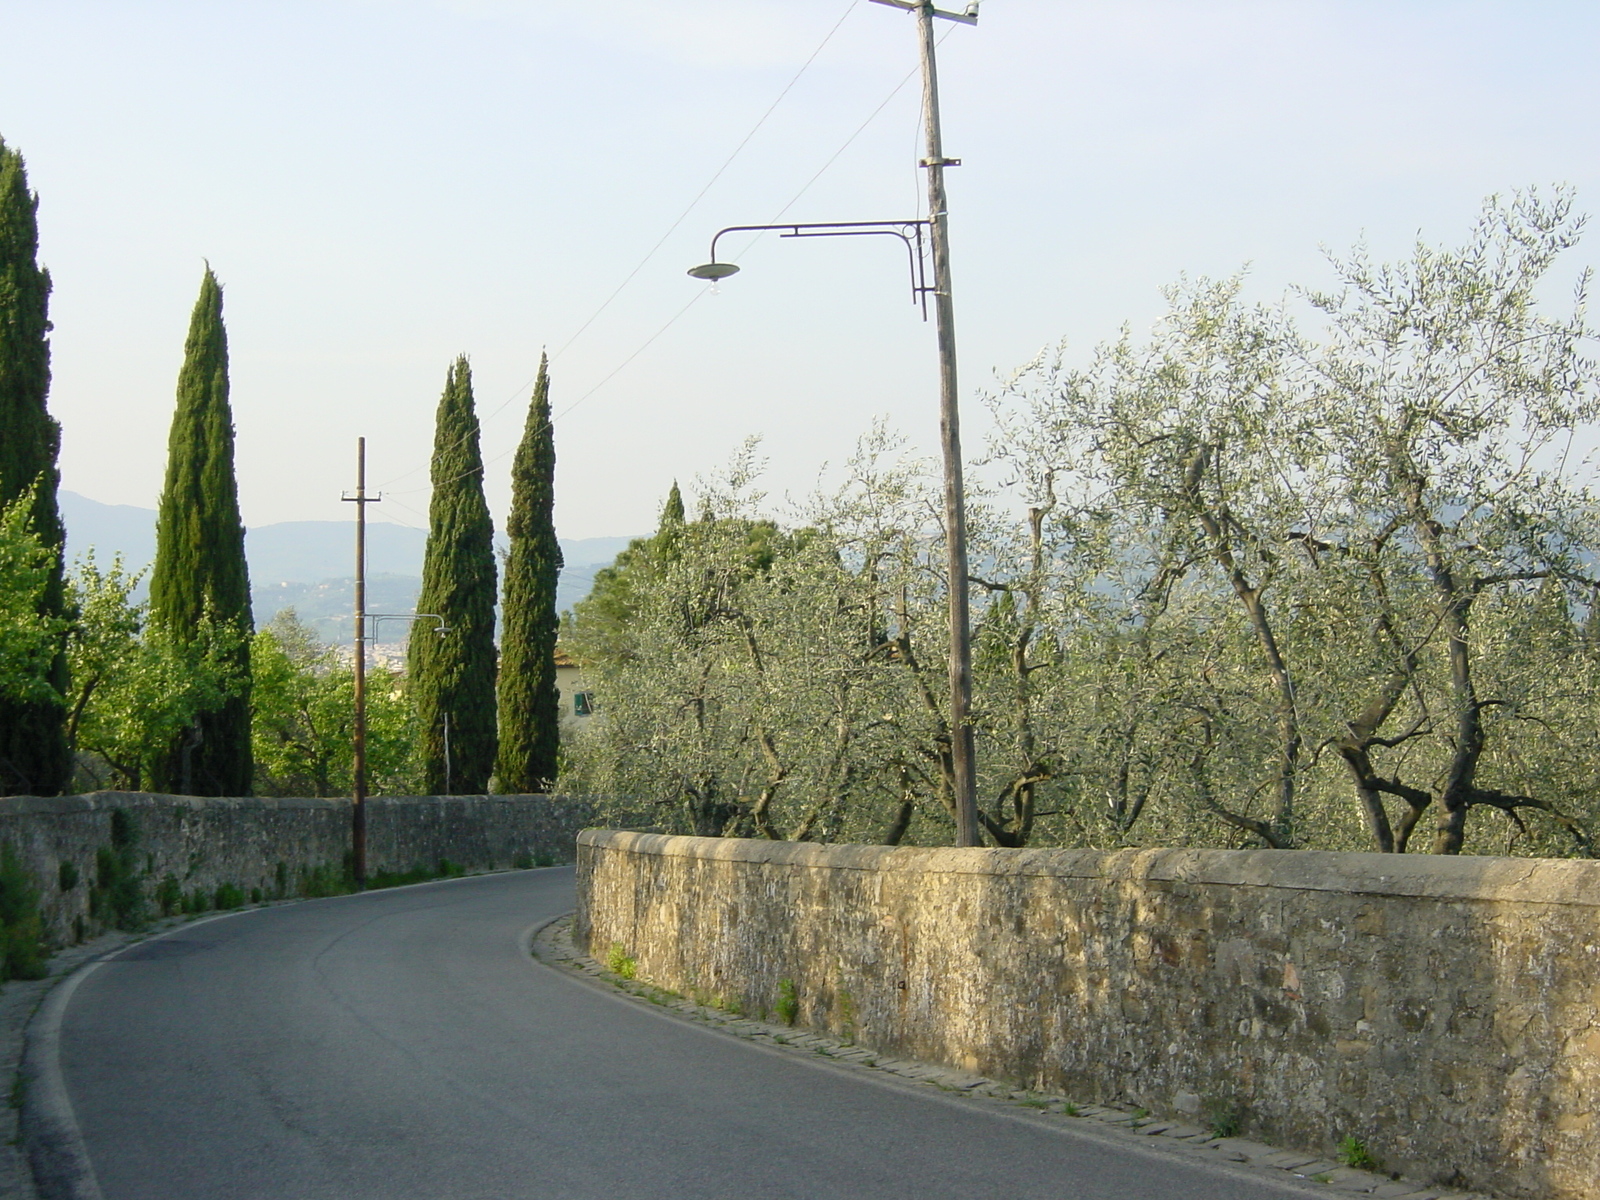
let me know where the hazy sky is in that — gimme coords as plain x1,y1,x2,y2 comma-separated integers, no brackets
3,0,1598,540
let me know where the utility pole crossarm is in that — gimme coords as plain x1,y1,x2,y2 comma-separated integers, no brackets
868,0,979,25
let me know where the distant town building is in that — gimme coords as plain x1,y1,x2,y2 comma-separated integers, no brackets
554,647,594,729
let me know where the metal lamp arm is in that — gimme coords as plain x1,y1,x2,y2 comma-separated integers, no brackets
701,220,934,317
365,612,450,643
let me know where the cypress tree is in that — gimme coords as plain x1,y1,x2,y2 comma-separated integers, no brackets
410,356,498,794
0,138,70,795
148,268,253,795
496,354,562,793
661,480,684,526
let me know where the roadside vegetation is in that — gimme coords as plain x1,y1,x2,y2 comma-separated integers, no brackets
7,120,1600,859
0,133,562,803
562,191,1600,858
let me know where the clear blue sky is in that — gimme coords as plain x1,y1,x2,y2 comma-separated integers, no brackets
3,0,1597,539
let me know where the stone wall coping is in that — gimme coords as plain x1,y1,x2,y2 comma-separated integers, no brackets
0,791,571,818
578,828,1600,907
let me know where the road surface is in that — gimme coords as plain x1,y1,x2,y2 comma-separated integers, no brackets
55,868,1319,1199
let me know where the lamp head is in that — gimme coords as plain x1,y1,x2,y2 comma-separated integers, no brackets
687,261,740,281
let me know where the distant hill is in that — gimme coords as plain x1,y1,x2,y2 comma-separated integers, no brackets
57,492,637,640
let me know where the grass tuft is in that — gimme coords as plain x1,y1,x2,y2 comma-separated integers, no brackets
606,942,638,980
1338,1135,1376,1170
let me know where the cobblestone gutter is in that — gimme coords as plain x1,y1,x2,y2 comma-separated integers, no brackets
576,830,1600,1200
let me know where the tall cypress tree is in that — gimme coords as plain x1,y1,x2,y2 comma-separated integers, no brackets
411,356,498,794
661,480,684,527
148,268,253,795
496,355,562,793
0,138,69,796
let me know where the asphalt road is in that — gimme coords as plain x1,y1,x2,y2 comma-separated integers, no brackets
56,868,1320,1199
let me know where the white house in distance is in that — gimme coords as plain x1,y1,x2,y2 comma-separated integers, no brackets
554,647,593,731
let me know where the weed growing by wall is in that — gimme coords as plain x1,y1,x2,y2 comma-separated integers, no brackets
606,943,637,980
0,842,47,981
775,979,799,1026
89,809,144,931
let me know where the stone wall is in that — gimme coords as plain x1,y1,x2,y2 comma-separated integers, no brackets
1,791,594,943
577,830,1600,1200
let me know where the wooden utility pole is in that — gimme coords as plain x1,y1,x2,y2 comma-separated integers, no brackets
874,0,981,846
343,438,380,886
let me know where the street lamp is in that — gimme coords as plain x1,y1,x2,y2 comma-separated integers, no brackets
689,1,982,846
689,221,935,316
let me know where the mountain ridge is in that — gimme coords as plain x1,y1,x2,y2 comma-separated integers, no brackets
57,492,636,641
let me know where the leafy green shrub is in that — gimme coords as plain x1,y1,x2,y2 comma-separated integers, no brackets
0,843,48,981
511,851,533,870
89,810,145,931
775,978,799,1026
249,886,262,904
213,882,246,910
297,860,355,898
153,874,183,917
182,887,210,915
366,863,434,889
57,861,78,891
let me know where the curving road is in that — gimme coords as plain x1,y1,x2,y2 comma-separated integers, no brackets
52,868,1319,1199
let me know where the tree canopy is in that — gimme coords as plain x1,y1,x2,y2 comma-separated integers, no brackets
562,192,1600,858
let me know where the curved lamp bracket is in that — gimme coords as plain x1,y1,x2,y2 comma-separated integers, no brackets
688,220,934,320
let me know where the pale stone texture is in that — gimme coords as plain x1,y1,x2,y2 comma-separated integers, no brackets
1,791,594,943
576,831,1600,1200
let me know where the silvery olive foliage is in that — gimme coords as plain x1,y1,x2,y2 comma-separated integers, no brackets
564,192,1600,856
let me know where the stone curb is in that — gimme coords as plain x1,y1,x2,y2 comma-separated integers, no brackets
533,914,1499,1200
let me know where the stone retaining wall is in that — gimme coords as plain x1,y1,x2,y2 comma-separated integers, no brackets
2,791,593,943
576,830,1600,1200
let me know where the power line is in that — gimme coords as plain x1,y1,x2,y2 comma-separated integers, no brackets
734,23,954,259
372,0,860,493
380,11,938,501
547,0,863,364
386,288,710,495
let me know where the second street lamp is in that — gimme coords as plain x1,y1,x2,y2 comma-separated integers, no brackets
688,0,982,847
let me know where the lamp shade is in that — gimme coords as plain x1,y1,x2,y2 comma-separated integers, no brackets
687,261,741,281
